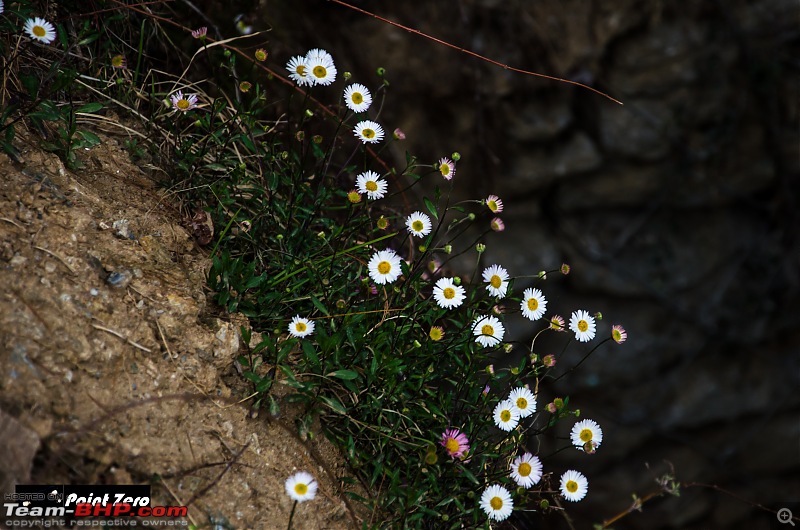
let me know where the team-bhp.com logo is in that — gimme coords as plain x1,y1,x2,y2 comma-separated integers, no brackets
4,485,187,526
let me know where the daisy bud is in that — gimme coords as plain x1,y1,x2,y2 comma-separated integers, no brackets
296,131,305,141
343,71,352,80
376,216,389,230
424,447,438,465
594,312,603,321
276,234,284,240
304,109,314,118
239,81,252,92
194,120,202,127
444,244,452,254
482,385,490,395
441,515,449,522
490,217,505,232
542,354,556,367
254,48,267,61
336,299,346,309
468,213,476,221
376,67,386,76
467,491,475,499
317,231,325,238
510,366,520,375
313,135,323,144
538,270,547,279
451,152,461,162
547,402,558,414
486,364,495,376
583,441,597,454
413,340,422,348
540,500,549,510
347,190,362,204
419,245,427,252
553,397,564,409
223,49,231,58
561,263,571,275
530,353,538,364
453,276,461,286
393,128,406,140
476,243,485,253
503,343,514,353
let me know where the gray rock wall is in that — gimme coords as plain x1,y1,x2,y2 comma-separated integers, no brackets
261,0,799,527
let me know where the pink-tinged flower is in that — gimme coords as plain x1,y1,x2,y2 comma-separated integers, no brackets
440,428,470,458
611,324,627,344
438,157,455,180
549,315,566,332
254,48,268,62
170,91,198,112
393,128,406,140
542,354,556,367
490,217,505,232
561,263,571,275
111,54,126,69
482,385,490,395
485,194,503,213
191,26,207,39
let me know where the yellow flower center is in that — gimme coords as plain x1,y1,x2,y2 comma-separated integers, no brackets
527,298,539,311
377,217,388,229
429,327,443,341
377,261,391,275
566,480,578,493
295,322,307,332
578,319,588,332
444,438,459,454
295,65,306,76
488,200,498,211
440,164,450,176
176,99,190,110
412,220,424,232
518,462,531,477
33,25,46,38
312,65,327,78
481,324,494,337
516,398,528,410
500,409,511,422
580,428,593,442
294,483,308,495
612,329,622,341
347,191,361,203
351,92,363,104
365,181,378,192
111,55,124,68
490,496,503,510
490,275,502,289
362,128,376,139
443,287,455,299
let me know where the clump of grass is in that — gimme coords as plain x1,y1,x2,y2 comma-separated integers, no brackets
0,3,627,527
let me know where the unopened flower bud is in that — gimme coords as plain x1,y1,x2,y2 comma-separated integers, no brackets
594,312,603,321
444,244,452,254
476,243,485,253
561,263,571,275
451,152,461,162
376,67,386,77
468,213,476,221
343,71,352,80
453,276,461,286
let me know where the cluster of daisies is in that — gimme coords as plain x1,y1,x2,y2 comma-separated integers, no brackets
285,49,386,146
442,385,604,520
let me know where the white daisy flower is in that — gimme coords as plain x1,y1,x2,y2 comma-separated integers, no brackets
343,83,372,113
509,453,543,488
286,55,313,86
285,471,318,503
520,287,547,321
482,264,509,298
472,315,505,348
24,17,57,44
405,211,432,238
569,309,596,342
479,484,513,522
570,419,603,452
305,48,337,85
355,170,388,200
493,399,520,432
353,120,385,144
0,2,5,14
170,91,198,112
508,387,536,418
288,316,315,338
560,470,588,502
432,277,465,310
367,249,402,285
305,48,334,64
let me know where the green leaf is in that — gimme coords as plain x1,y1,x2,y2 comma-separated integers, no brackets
423,197,438,220
327,369,358,380
77,130,102,146
318,395,347,415
301,340,319,367
310,295,329,316
76,102,104,114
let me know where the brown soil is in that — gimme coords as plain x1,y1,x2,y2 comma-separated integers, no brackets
0,132,360,529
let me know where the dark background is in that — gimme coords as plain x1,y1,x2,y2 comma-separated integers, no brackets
204,0,799,527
